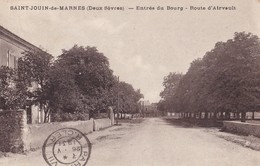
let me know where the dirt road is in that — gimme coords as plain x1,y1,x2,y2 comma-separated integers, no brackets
1,118,260,166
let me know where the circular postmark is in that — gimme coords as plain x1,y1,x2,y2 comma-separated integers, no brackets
42,128,91,166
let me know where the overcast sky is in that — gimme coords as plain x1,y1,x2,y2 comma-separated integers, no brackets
1,0,259,102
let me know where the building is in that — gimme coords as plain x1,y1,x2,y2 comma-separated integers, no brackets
139,100,160,117
0,26,43,68
0,25,48,124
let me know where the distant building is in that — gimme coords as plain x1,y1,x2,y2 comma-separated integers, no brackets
0,25,48,124
139,100,160,117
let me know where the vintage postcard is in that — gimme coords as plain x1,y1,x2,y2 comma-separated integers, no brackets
0,0,260,166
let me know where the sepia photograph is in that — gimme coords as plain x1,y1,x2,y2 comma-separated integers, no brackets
0,0,260,165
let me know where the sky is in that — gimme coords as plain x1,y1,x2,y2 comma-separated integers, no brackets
0,0,259,102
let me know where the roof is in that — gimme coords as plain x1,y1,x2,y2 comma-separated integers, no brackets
0,25,44,53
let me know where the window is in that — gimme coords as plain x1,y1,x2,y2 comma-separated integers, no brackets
6,50,17,68
7,50,9,67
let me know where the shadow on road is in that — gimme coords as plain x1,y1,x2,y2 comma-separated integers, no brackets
162,117,223,128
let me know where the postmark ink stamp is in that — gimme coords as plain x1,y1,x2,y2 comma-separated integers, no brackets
42,128,91,166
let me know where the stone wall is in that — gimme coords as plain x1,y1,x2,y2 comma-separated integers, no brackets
0,109,114,153
223,121,260,138
93,118,112,131
0,110,26,152
24,119,94,151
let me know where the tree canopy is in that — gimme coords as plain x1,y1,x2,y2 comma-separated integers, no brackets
1,45,144,122
159,32,260,121
0,66,27,110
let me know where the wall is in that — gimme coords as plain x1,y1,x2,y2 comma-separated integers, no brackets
0,110,114,153
24,119,94,151
93,118,112,131
0,38,24,67
0,110,26,152
223,121,260,138
30,105,39,124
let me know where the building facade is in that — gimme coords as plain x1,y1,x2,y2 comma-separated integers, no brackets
0,25,47,124
0,26,42,68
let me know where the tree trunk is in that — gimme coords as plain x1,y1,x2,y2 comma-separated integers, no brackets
194,113,197,119
252,111,255,120
204,112,208,119
220,111,223,120
241,112,246,122
213,112,217,121
225,112,230,120
44,110,49,123
199,112,202,119
234,112,237,120
116,112,119,120
236,112,239,120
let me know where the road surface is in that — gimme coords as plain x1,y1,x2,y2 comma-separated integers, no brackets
1,118,260,166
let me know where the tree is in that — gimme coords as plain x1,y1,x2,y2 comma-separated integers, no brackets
18,50,53,122
55,45,116,118
113,81,143,118
204,32,260,122
46,64,85,117
0,66,27,110
160,32,260,122
178,59,208,118
159,72,183,114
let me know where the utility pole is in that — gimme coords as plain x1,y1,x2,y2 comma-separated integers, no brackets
116,76,119,125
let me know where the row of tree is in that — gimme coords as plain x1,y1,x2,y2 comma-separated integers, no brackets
0,45,143,122
158,32,260,122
